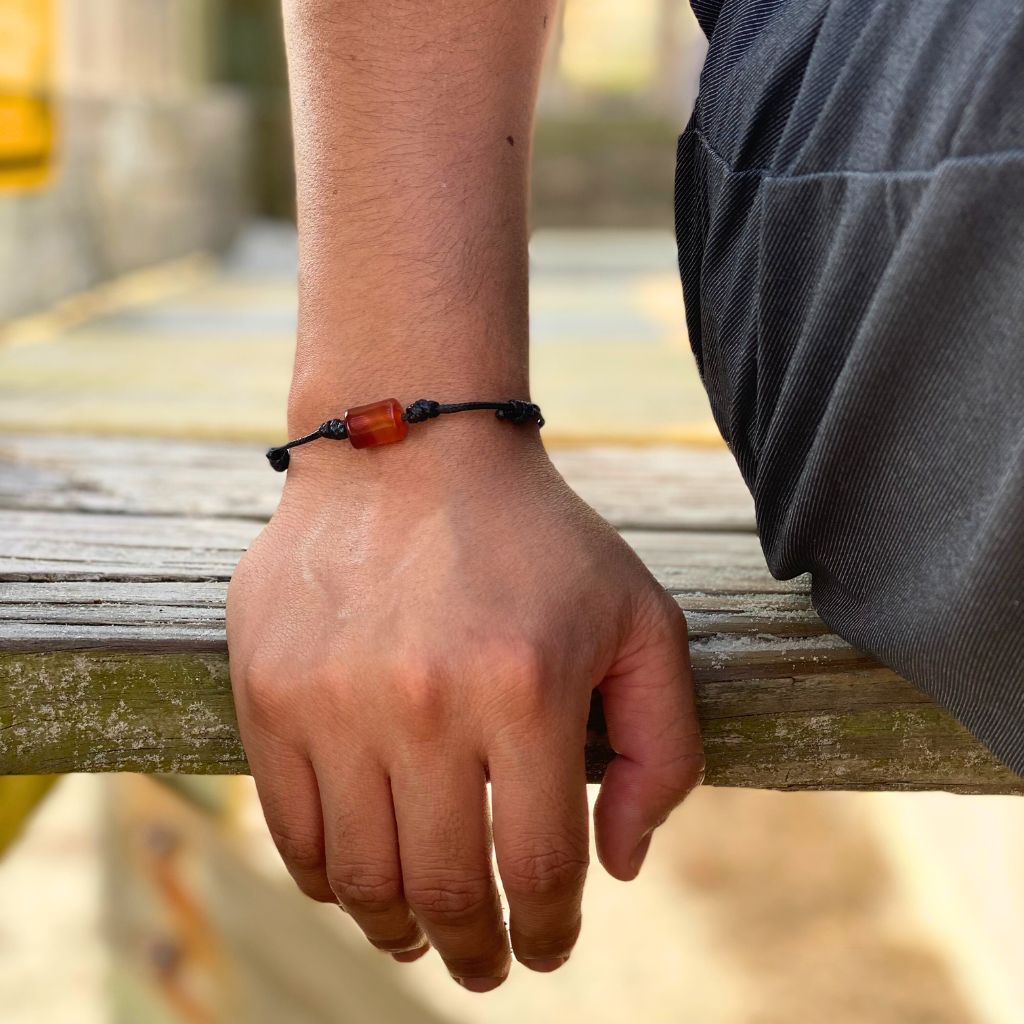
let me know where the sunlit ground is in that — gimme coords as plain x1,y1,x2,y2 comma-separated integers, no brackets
0,224,718,445
5,775,1024,1023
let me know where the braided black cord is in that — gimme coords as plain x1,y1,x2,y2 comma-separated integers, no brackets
266,400,543,471
266,418,348,471
403,398,544,426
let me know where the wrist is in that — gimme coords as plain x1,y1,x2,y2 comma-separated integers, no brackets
282,313,536,497
278,396,549,505
286,375,531,436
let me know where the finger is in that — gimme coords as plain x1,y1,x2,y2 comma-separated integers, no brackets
244,740,335,903
314,753,428,958
391,756,510,992
593,592,704,881
391,943,432,964
230,655,336,903
489,724,589,973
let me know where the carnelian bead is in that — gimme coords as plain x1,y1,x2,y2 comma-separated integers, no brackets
344,398,409,449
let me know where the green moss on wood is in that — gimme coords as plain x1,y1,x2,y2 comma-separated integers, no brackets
0,651,246,774
2,651,1022,794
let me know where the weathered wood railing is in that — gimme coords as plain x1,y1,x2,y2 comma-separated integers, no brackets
2,435,1021,793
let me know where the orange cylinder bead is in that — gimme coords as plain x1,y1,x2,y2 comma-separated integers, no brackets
344,398,409,449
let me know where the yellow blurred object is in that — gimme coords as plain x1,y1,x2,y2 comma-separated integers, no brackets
0,776,58,857
560,0,658,91
0,0,54,190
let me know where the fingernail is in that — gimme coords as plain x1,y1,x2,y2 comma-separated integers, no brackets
454,976,505,993
523,956,568,973
630,831,654,877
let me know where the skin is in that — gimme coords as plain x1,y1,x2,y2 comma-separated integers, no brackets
226,0,705,992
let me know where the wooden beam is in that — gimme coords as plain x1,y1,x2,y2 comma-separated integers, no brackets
2,643,1020,792
0,434,757,531
1,437,1021,793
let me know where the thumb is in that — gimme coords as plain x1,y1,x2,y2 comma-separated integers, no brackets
593,588,704,881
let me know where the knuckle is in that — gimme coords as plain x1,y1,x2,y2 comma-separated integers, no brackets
487,639,548,715
242,660,291,728
637,587,690,652
295,875,336,903
327,869,404,916
495,639,545,686
643,750,706,820
293,878,334,904
503,673,547,718
392,663,450,731
656,587,688,628
269,826,325,875
504,842,589,898
395,669,443,709
659,745,706,795
405,876,495,925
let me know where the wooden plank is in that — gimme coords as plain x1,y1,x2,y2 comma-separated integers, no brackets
0,508,775,586
1,435,1020,792
0,581,826,651
2,646,1020,793
0,434,756,531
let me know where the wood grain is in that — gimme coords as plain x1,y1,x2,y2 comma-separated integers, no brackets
1,435,1021,793
0,434,756,530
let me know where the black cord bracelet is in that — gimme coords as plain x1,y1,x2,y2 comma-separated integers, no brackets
267,397,544,471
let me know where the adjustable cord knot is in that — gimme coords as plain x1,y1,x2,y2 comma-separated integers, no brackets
403,399,441,423
319,418,349,440
496,400,545,427
265,419,347,471
266,446,291,472
266,396,543,471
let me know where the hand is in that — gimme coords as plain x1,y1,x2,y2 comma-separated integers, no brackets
226,424,704,990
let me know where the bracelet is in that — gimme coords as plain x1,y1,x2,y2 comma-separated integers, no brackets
266,397,544,471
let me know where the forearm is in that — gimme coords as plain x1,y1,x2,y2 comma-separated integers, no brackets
283,0,555,432
234,4,703,983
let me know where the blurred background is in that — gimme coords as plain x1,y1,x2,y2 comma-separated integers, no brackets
1,1,1023,1021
